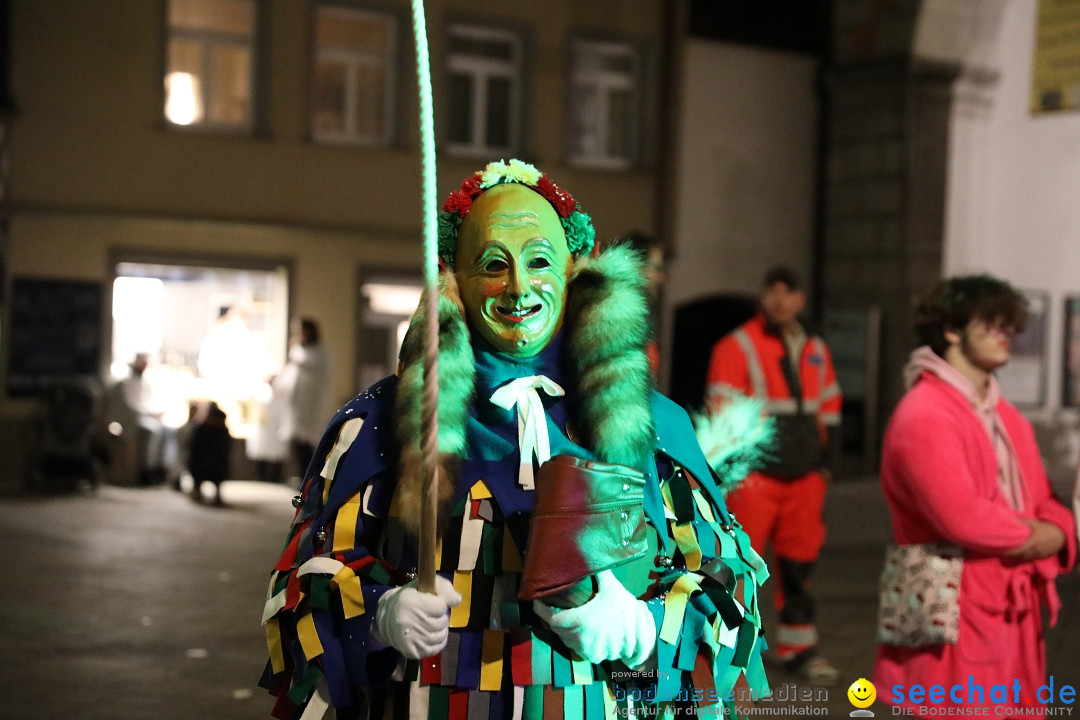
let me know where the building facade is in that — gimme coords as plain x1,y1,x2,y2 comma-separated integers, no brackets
0,0,669,485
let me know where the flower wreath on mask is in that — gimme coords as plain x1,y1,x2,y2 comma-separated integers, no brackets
437,159,596,267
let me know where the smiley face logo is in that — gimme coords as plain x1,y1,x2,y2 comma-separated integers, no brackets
848,678,877,709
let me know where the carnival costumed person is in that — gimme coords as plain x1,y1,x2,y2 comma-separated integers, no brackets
260,160,771,720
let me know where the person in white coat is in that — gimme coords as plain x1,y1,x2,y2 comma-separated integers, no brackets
278,317,332,479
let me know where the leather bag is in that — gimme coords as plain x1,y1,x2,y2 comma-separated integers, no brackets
518,454,648,608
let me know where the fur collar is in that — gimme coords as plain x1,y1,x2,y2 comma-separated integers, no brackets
393,244,654,536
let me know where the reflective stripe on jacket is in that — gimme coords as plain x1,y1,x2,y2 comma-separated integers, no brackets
705,313,842,474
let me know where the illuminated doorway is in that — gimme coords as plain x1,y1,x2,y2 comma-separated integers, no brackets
110,260,290,437
355,270,422,392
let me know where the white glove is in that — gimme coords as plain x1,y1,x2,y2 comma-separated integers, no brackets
533,570,656,667
372,575,462,659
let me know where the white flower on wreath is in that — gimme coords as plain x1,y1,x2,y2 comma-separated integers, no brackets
480,158,542,189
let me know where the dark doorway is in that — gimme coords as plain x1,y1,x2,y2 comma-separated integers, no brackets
668,293,758,412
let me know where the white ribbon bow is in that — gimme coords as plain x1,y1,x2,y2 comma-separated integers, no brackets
489,375,566,490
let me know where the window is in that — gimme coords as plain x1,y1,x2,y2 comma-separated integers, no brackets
312,6,397,146
165,0,255,130
568,40,640,170
445,24,521,158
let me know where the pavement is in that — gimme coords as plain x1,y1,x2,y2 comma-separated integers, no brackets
1,476,1078,719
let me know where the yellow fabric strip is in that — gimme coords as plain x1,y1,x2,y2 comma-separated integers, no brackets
265,618,285,674
480,630,504,691
660,482,674,514
470,479,492,500
333,567,366,619
450,571,473,628
702,614,722,654
333,495,362,552
603,683,618,718
571,654,593,685
297,611,325,661
671,522,702,571
659,573,702,645
692,488,716,524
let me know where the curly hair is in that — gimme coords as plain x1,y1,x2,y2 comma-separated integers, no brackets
914,274,1028,356
437,159,595,267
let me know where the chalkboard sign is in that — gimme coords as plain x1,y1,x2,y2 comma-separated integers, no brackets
7,277,104,396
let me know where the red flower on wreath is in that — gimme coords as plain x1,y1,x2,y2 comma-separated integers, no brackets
535,175,577,218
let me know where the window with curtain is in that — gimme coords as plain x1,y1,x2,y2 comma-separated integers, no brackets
445,24,521,158
312,5,397,146
567,39,641,170
165,0,256,130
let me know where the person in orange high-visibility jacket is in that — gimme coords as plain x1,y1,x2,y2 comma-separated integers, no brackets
706,265,842,687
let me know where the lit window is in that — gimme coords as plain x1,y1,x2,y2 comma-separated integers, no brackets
445,24,521,158
568,40,640,170
312,6,397,145
165,0,255,130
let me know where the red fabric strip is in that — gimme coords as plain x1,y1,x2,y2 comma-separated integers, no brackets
273,519,312,572
345,555,376,572
448,687,469,720
510,629,532,686
421,652,443,685
691,649,717,709
270,688,298,720
284,571,302,611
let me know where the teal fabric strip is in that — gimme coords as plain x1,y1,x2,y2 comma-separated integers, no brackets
552,646,573,688
531,633,553,685
584,682,604,719
308,575,331,610
563,684,584,719
745,652,770,696
427,685,449,720
368,562,391,585
732,622,755,668
286,664,323,705
676,633,698,672
524,684,544,719
481,522,498,575
711,644,737,696
655,635,680,701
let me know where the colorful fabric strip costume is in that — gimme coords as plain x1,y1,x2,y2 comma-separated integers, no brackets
260,160,770,719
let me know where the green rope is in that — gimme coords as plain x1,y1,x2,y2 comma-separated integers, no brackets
409,0,440,594
410,0,437,287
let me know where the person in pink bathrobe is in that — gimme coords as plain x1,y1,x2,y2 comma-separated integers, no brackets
873,274,1076,715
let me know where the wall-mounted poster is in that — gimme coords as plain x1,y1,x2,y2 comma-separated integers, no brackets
1063,296,1080,406
1032,0,1080,113
996,289,1048,407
